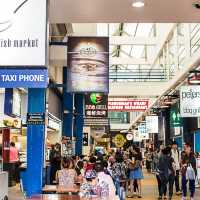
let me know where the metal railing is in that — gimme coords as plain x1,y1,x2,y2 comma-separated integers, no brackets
109,68,167,82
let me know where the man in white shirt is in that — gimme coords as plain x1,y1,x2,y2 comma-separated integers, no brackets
171,141,182,195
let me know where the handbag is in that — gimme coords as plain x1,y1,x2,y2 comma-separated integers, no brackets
186,164,196,180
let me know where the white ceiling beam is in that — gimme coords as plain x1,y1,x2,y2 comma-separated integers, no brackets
111,57,151,65
110,36,156,45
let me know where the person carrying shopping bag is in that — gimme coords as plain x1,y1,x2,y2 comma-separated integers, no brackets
181,143,197,200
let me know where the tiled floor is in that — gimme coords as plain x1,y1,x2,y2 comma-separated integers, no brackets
8,173,200,200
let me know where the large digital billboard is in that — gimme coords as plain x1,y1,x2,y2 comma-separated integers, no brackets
67,37,109,93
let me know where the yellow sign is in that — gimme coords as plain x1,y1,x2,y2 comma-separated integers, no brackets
113,134,126,148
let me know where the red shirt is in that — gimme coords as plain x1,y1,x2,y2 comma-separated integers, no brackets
9,146,19,163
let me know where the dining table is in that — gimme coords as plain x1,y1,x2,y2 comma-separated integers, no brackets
29,194,119,200
42,185,80,194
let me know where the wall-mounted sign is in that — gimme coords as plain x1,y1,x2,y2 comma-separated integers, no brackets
27,113,45,125
84,118,110,126
83,132,89,146
108,99,148,111
180,86,200,117
146,116,159,133
85,93,108,117
67,37,109,93
0,0,47,66
0,68,48,88
126,133,133,141
112,134,126,148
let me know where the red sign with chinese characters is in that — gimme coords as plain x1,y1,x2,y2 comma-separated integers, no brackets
108,100,148,111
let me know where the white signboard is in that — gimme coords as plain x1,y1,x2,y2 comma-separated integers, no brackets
180,86,200,117
133,130,142,142
138,124,149,140
146,116,159,133
0,0,47,66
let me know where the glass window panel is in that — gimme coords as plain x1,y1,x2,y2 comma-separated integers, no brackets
108,112,130,124
109,23,120,36
97,23,108,36
136,23,153,37
123,23,138,36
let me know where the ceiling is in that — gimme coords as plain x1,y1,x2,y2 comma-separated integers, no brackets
49,0,200,23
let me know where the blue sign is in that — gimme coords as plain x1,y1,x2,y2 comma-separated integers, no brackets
0,68,48,88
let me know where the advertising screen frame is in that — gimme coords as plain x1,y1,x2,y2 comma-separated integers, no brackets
67,36,109,93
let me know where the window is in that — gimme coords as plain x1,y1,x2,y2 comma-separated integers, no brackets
108,112,130,124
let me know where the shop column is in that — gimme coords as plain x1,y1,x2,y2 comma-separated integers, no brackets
62,67,73,137
26,88,46,197
74,94,84,155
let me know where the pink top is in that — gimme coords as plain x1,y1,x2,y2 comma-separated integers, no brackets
9,146,19,162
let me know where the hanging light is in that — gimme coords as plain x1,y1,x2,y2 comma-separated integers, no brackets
188,70,200,85
132,0,145,8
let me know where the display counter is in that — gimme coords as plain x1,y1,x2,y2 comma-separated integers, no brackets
0,171,8,200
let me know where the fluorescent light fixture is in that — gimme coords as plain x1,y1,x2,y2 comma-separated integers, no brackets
132,0,145,8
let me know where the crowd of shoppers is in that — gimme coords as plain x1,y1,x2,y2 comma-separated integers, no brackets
48,140,200,200
49,145,144,199
149,142,199,200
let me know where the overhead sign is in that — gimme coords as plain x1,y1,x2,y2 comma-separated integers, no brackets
85,93,108,117
0,68,48,88
0,0,47,66
67,37,109,93
180,86,200,117
27,113,45,125
108,100,148,111
146,116,159,133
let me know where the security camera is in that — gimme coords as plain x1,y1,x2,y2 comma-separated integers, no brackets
193,2,200,9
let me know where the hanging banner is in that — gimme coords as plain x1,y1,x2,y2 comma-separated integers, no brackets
85,93,108,117
108,99,148,111
0,0,47,66
67,37,109,93
180,86,200,117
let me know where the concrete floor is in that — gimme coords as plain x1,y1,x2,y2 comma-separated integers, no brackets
8,172,200,200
